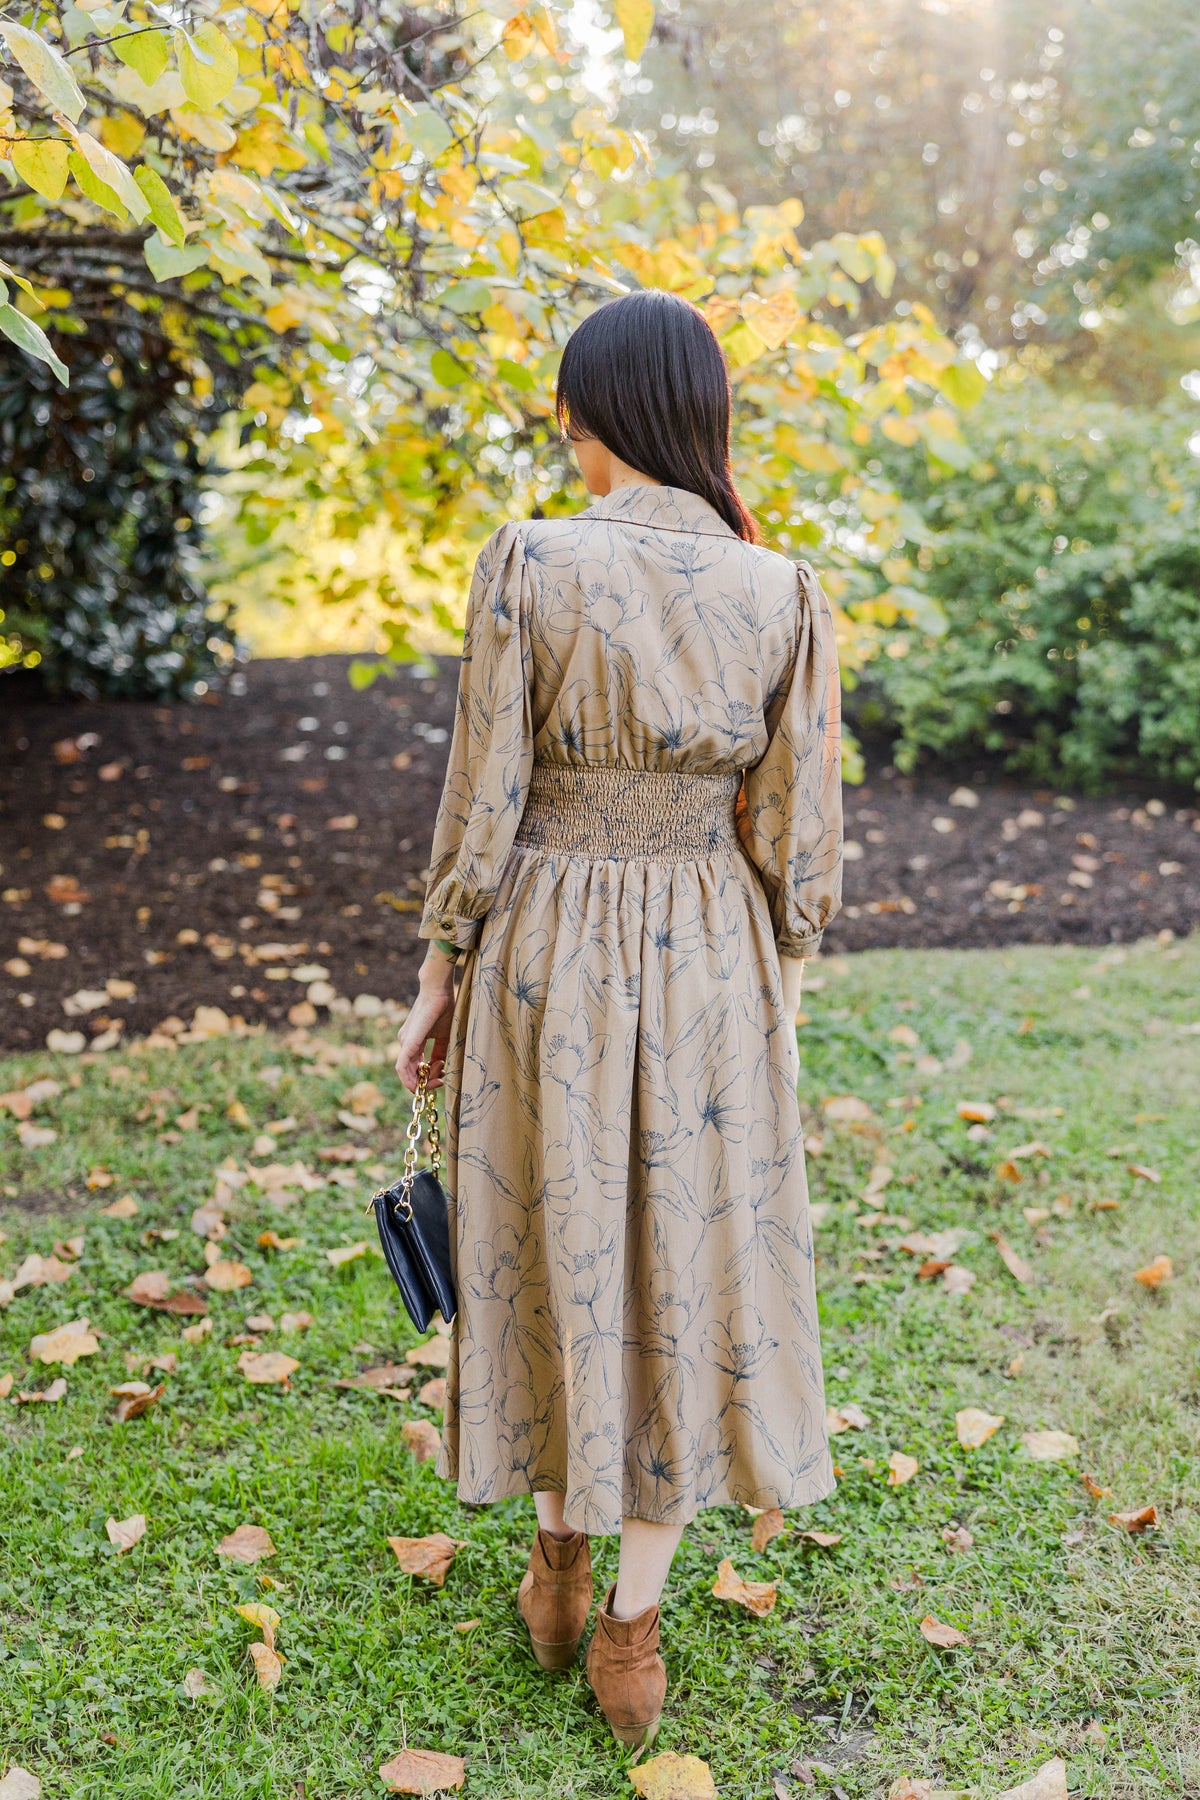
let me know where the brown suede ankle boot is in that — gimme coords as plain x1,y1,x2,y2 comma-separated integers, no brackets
585,1582,667,1747
517,1527,594,1671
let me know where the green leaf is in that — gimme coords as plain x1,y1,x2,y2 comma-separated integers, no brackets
0,20,86,122
614,0,655,62
143,236,209,281
888,583,949,636
112,26,169,85
12,137,70,203
176,21,238,110
939,360,988,411
348,659,384,690
497,356,537,392
430,348,471,386
68,148,129,221
72,132,151,223
440,279,492,316
0,301,68,385
406,105,454,161
832,233,874,284
134,165,186,247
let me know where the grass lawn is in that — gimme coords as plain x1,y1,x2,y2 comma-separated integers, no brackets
2,934,1198,1800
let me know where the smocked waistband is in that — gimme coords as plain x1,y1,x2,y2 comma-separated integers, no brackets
514,762,743,862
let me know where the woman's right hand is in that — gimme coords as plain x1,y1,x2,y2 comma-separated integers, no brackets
395,953,457,1092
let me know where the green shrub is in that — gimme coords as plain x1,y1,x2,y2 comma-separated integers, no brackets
0,316,239,700
857,387,1200,789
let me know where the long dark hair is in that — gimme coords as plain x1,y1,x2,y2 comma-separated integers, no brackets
556,290,759,544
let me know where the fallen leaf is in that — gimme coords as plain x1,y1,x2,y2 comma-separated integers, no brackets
1019,1430,1080,1462
751,1507,787,1551
123,1270,208,1315
418,1375,446,1408
1081,1473,1112,1499
996,1758,1068,1800
888,1451,920,1487
17,1122,57,1149
236,1602,281,1650
249,1641,283,1690
0,1770,41,1800
825,1403,870,1434
402,1419,442,1462
182,1318,213,1343
14,1378,67,1404
941,1525,974,1553
956,1408,1004,1449
1133,1255,1173,1289
405,1336,452,1369
1126,1164,1161,1183
325,1242,368,1267
627,1751,719,1799
941,1265,976,1296
995,1159,1024,1183
898,1229,967,1261
334,1364,414,1395
219,1524,277,1564
280,1310,314,1333
258,1231,300,1251
204,1259,254,1292
106,1513,147,1552
822,1095,875,1124
387,1532,465,1585
114,1381,165,1422
378,1748,467,1794
712,1556,778,1616
100,1195,140,1218
1110,1505,1158,1533
28,1318,99,1366
990,1233,1035,1284
956,1100,996,1122
238,1351,299,1385
796,1529,843,1548
182,1667,213,1698
919,1614,968,1648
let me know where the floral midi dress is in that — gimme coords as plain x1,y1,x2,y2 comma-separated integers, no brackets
417,481,843,1535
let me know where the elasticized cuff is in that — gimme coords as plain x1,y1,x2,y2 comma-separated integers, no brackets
417,912,479,952
776,931,822,960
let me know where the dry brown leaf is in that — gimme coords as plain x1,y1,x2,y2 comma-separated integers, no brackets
940,1265,976,1296
182,1667,213,1698
334,1364,414,1395
402,1419,442,1462
822,1093,875,1124
1081,1473,1112,1499
888,1570,924,1592
941,1526,974,1553
751,1507,787,1551
627,1752,719,1799
0,1374,12,1398
887,1451,919,1487
418,1375,447,1409
899,1228,967,1261
378,1748,467,1794
325,1241,368,1267
235,1601,280,1649
280,1310,314,1333
712,1555,778,1616
405,1336,452,1369
919,1614,968,1649
990,1233,1034,1284
258,1231,300,1251
996,1757,1068,1800
825,1402,870,1434
218,1524,276,1564
28,1317,99,1366
1133,1255,1173,1289
14,1377,67,1404
1110,1504,1158,1533
995,1159,1023,1183
100,1194,140,1218
204,1259,254,1293
249,1641,283,1690
238,1351,299,1385
0,1769,42,1800
181,1318,213,1343
796,1529,843,1548
956,1408,1004,1449
114,1381,165,1422
1019,1430,1080,1462
123,1270,208,1315
387,1532,465,1586
1126,1164,1161,1183
106,1513,147,1552
956,1100,996,1122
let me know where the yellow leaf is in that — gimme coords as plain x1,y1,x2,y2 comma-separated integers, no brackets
887,1451,919,1486
1133,1255,1172,1289
711,1556,777,1617
176,21,238,111
235,1602,280,1649
249,1641,282,1689
204,1259,253,1292
614,0,655,63
100,113,146,160
0,21,85,121
956,1408,1004,1449
627,1752,719,1799
12,138,70,202
501,12,536,58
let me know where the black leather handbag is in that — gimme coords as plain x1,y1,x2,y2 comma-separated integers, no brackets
367,1058,456,1332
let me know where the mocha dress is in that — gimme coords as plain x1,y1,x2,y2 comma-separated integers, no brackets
417,481,843,1535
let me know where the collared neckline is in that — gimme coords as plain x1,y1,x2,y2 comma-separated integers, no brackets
578,482,739,540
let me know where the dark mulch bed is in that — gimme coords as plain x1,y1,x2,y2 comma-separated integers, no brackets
2,655,1198,1053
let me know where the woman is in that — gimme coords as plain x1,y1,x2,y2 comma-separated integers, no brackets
396,288,843,1748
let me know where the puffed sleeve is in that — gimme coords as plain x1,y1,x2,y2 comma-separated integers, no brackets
418,522,534,951
736,560,843,957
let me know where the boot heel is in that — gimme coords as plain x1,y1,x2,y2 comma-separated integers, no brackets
530,1635,581,1671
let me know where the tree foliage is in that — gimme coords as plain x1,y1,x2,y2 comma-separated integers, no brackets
1,0,985,697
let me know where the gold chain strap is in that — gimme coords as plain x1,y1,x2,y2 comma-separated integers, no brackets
366,1058,443,1215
